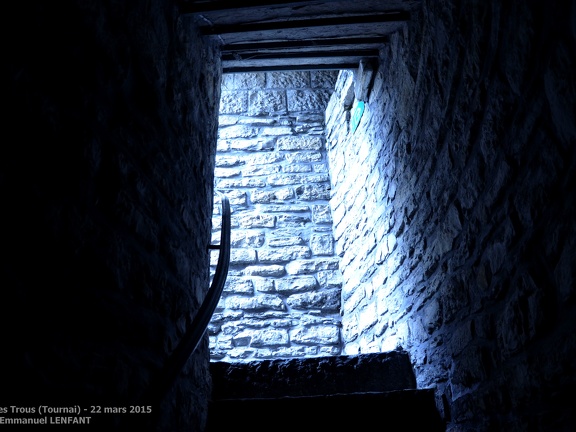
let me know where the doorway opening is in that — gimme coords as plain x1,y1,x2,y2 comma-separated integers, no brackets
209,70,344,362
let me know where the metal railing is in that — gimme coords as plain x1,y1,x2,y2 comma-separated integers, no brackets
144,192,231,408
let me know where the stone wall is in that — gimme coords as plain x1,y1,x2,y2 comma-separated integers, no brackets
209,71,344,361
3,2,220,430
325,0,576,430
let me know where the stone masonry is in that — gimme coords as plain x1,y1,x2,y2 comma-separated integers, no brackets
209,71,344,361
4,1,221,430
325,0,576,430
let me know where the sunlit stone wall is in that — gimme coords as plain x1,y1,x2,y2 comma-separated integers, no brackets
209,71,344,362
325,0,576,430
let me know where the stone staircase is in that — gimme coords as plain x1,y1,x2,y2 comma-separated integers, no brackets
206,350,445,431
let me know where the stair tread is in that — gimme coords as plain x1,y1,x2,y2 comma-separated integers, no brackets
207,388,445,431
214,388,432,401
210,349,417,400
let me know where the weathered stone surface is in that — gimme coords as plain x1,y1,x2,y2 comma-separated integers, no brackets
218,125,258,139
258,246,312,263
323,1,576,430
237,213,276,228
284,151,323,163
285,258,340,275
312,205,333,224
244,265,286,277
229,249,257,265
211,71,342,361
210,350,417,399
223,277,254,295
276,276,317,294
251,188,294,203
220,91,248,114
235,72,266,89
295,184,331,200
311,70,339,89
252,277,275,293
268,235,305,247
249,90,287,116
310,233,334,256
288,89,334,112
267,71,309,88
287,289,341,311
226,295,286,312
291,325,340,345
277,135,323,151
250,329,290,347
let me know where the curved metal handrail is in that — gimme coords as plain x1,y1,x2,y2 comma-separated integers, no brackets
145,192,231,406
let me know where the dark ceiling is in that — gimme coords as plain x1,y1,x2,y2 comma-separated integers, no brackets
181,0,423,73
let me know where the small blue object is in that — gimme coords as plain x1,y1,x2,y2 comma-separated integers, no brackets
350,101,365,133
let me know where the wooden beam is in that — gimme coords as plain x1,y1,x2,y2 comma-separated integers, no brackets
222,52,376,71
223,63,359,73
222,48,379,62
200,11,410,35
220,36,389,54
180,1,345,14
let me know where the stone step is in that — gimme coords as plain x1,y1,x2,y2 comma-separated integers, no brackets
207,350,445,430
209,349,417,400
206,389,445,431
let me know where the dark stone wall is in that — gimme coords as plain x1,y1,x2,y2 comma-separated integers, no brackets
210,71,343,361
326,0,575,430
2,1,220,430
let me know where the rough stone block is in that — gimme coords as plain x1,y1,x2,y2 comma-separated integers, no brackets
229,137,276,151
252,277,275,293
234,72,266,89
249,90,287,116
247,152,285,165
285,258,340,275
311,70,339,89
243,164,281,177
276,276,318,294
291,325,340,345
277,135,323,151
263,204,310,213
310,233,334,256
218,115,239,126
250,329,290,347
230,249,257,265
251,188,294,203
354,59,375,102
216,155,244,167
295,184,331,200
284,164,312,173
244,265,286,277
214,167,241,178
258,246,312,263
284,151,323,163
224,277,254,295
226,295,286,312
312,205,333,224
218,125,258,139
217,177,267,189
268,235,305,247
286,289,341,311
288,89,333,112
220,91,248,114
260,126,294,136
267,173,308,186
238,213,276,228
276,214,312,227
267,71,309,88
316,270,343,289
